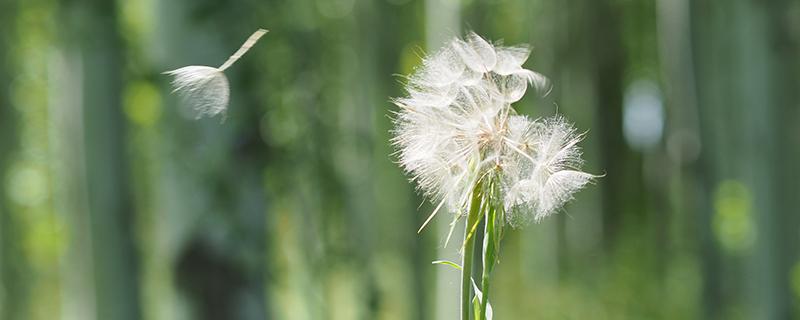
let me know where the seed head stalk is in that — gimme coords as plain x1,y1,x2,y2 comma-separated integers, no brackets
461,180,483,320
480,177,501,320
460,173,503,320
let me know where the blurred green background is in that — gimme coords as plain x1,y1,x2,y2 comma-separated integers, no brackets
1,0,799,319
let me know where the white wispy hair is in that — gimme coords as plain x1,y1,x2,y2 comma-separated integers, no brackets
392,32,594,228
164,29,268,119
501,115,595,225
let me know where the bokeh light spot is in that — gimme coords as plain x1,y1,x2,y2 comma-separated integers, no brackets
6,162,48,208
123,80,162,127
791,263,800,302
25,215,66,269
712,180,755,254
623,79,664,151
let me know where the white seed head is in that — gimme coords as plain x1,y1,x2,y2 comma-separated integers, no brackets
164,66,230,119
392,32,593,226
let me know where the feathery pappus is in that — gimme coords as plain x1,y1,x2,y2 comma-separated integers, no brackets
392,32,596,229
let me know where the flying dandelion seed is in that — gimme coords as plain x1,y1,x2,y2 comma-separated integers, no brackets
392,31,595,230
164,28,268,119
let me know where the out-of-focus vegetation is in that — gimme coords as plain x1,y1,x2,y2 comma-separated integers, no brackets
1,0,799,319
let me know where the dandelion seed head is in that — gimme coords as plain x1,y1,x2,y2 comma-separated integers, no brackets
164,66,230,119
392,32,594,226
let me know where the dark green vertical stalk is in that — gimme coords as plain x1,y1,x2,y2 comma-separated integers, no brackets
480,183,497,320
462,180,483,320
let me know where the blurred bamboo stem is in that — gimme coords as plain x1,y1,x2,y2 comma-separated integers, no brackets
424,1,462,318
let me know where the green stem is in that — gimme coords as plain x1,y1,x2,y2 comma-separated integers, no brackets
461,180,483,320
480,199,496,320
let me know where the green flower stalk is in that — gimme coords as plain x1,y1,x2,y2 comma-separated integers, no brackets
392,32,596,319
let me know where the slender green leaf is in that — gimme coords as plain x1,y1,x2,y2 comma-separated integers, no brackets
432,260,463,271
